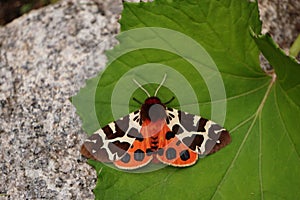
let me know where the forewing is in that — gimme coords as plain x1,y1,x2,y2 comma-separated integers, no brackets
166,108,231,156
80,110,142,162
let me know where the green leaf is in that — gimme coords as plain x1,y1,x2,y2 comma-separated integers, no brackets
72,0,300,199
251,31,300,154
290,34,300,58
251,32,300,93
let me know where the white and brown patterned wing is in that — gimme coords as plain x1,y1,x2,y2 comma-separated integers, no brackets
80,110,142,162
165,108,231,156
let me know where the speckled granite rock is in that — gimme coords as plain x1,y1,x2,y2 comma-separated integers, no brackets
0,0,122,199
259,0,300,52
0,0,298,199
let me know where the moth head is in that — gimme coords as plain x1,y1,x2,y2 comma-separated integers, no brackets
141,97,167,122
132,74,169,122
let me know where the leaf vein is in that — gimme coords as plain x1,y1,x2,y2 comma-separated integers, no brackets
258,113,264,200
274,84,300,160
210,73,275,199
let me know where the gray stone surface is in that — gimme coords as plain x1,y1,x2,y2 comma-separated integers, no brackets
259,0,300,53
0,0,298,199
0,0,122,199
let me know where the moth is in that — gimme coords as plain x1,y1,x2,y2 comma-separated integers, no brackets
81,74,231,170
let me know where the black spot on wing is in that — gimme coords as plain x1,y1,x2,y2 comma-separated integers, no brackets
133,111,141,123
121,153,130,163
127,128,143,141
182,135,204,151
166,117,170,124
180,150,190,161
198,118,208,132
166,131,175,140
102,125,113,137
178,110,181,120
133,115,139,122
146,148,153,156
167,107,173,111
104,115,130,139
166,148,176,160
108,141,131,158
166,108,176,124
134,149,145,161
169,113,175,118
135,134,144,142
158,148,164,156
172,124,184,134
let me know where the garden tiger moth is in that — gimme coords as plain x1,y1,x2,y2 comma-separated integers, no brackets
81,74,231,170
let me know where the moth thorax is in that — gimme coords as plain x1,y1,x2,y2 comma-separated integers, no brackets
148,104,167,122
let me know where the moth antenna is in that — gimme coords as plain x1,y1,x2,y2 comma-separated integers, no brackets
164,96,175,105
133,78,151,97
133,97,143,105
154,73,167,96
